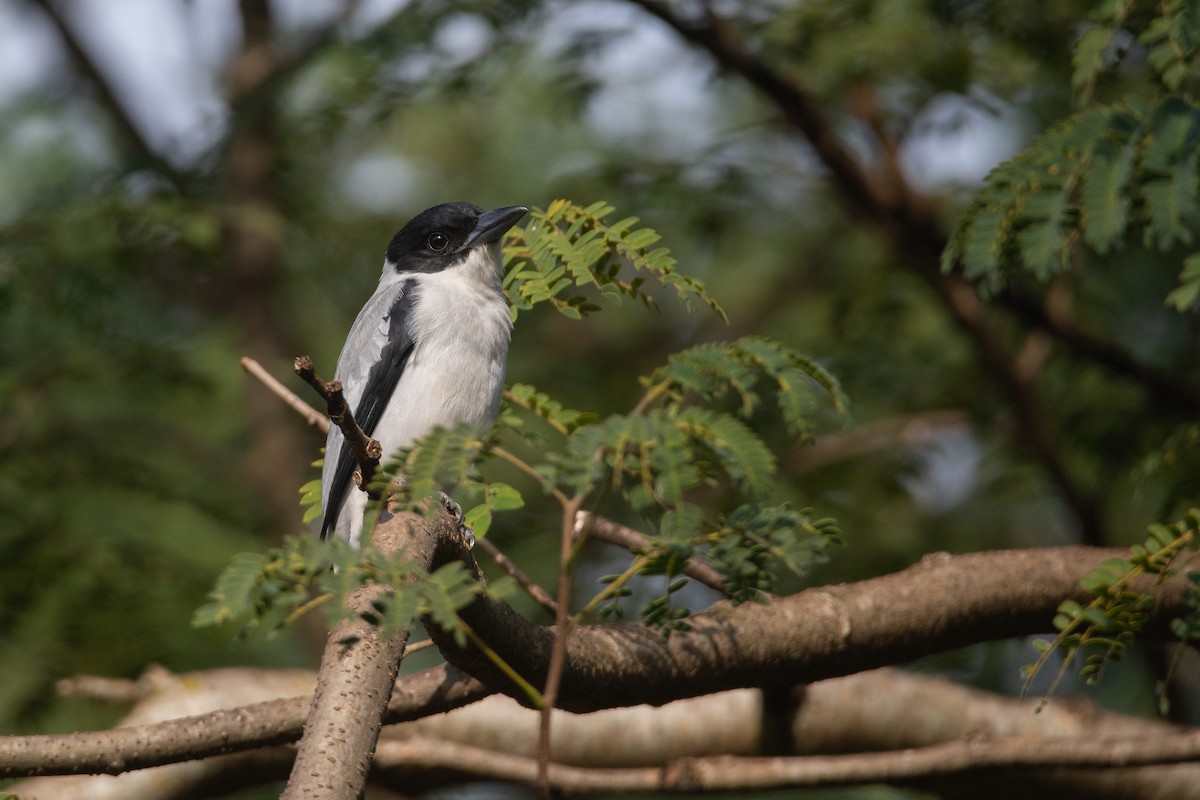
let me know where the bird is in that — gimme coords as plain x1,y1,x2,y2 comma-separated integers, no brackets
320,202,528,546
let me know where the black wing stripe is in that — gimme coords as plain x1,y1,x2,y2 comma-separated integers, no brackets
320,285,420,539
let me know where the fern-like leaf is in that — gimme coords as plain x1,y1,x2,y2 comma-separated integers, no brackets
503,199,726,321
371,423,488,518
647,335,848,438
944,99,1200,306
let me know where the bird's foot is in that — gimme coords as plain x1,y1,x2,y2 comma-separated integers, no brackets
439,491,475,549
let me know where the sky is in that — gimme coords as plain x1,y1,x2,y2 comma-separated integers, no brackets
0,0,1018,190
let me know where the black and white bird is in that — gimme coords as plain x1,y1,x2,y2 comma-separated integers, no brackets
320,202,527,546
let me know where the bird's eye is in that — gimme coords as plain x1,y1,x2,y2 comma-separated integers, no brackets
427,232,449,252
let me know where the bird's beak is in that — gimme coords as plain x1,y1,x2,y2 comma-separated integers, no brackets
462,205,528,249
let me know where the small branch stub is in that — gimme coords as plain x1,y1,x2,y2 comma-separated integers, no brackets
294,355,382,497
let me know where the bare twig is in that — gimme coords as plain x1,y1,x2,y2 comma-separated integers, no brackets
787,409,970,474
294,354,381,493
241,356,329,431
575,511,731,596
55,675,146,704
475,537,559,617
536,497,584,798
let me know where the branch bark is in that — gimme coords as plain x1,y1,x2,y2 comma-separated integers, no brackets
10,667,1200,799
369,730,1200,795
428,545,1193,712
3,547,1192,782
294,354,382,496
280,509,452,798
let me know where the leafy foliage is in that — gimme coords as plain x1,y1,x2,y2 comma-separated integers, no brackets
1022,509,1200,705
647,336,850,440
366,424,525,540
1073,0,1200,105
503,199,726,321
943,97,1200,302
708,505,842,605
193,532,509,643
204,203,843,643
1136,423,1200,516
944,2,1200,311
514,334,846,628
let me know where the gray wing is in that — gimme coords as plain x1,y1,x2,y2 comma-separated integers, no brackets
320,281,421,539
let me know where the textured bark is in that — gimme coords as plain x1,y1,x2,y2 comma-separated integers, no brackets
281,510,448,799
429,546,1194,711
9,668,1200,799
2,546,1193,786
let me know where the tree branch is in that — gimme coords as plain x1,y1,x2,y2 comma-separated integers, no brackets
625,0,1109,544
996,290,1200,410
368,729,1200,794
428,545,1193,712
575,511,730,596
0,663,490,778
281,509,447,798
294,354,381,495
28,0,185,182
242,356,329,430
4,547,1191,781
10,665,1200,798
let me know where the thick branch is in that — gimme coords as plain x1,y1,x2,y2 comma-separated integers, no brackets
369,730,1200,794
428,546,1194,712
0,665,489,778
281,510,451,798
11,668,1199,798
2,547,1191,779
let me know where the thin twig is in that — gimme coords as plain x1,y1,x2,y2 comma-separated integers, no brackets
475,538,559,616
576,511,731,597
55,675,147,704
537,496,584,799
491,445,570,505
241,356,329,431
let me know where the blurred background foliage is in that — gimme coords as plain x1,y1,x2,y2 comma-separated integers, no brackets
1,0,1198,791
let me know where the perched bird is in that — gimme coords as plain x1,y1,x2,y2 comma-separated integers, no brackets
320,202,528,546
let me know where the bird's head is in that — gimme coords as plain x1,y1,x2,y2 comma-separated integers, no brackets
384,202,528,275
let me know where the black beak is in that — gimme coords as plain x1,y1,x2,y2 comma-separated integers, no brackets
462,205,528,249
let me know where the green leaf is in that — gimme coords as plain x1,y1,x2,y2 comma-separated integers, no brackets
504,199,724,321
1167,252,1200,311
192,552,269,628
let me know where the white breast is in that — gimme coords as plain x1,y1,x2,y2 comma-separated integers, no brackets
321,245,512,545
